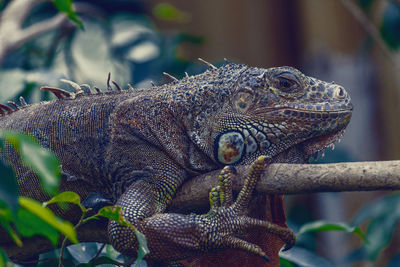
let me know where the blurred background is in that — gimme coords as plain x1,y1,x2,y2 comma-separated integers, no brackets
0,0,399,266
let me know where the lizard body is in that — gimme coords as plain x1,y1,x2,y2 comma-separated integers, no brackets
0,62,352,263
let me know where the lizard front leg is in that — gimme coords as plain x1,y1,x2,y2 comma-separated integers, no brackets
108,156,295,261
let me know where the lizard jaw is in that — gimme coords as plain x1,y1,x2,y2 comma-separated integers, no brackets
269,128,345,165
301,128,346,160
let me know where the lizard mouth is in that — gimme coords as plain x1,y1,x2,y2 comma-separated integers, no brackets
300,128,346,160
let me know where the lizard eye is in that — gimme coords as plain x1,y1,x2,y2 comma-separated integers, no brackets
273,71,302,96
278,78,294,90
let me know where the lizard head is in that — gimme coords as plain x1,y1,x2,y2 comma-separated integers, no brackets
211,64,353,165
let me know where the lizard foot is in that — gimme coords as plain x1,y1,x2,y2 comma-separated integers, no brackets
203,156,295,261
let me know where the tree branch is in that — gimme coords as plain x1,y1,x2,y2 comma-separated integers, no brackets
170,160,400,212
4,160,400,260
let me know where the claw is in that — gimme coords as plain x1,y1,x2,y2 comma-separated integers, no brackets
222,236,267,259
282,244,291,252
238,216,296,250
282,231,296,251
262,254,270,262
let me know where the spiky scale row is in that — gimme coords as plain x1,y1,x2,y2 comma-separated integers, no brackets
1,58,217,117
198,58,217,70
39,73,127,101
0,104,13,114
112,81,122,91
40,86,73,99
0,97,28,116
60,79,84,96
163,72,178,82
19,96,28,107
107,73,112,91
7,101,19,110
80,84,92,94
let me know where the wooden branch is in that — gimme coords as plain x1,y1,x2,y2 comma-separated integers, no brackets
4,160,400,260
169,160,400,212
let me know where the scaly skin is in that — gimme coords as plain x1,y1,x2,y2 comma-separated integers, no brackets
0,63,352,262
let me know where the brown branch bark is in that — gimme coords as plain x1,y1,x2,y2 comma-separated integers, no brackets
169,160,400,212
3,160,400,260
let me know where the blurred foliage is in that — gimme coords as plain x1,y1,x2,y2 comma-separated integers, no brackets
280,246,334,267
1,131,61,195
152,2,191,23
0,162,18,215
0,1,205,106
380,0,400,50
297,220,365,241
0,131,76,264
358,0,374,11
53,0,84,29
346,193,400,262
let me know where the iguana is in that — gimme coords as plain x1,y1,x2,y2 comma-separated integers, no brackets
0,61,352,265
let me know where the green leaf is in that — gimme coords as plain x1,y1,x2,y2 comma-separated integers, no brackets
297,220,366,241
0,160,19,215
279,257,295,267
1,131,61,196
134,230,149,266
95,206,127,225
152,3,191,23
279,246,334,267
0,202,22,247
96,206,149,265
19,197,77,244
16,208,59,245
44,191,85,212
105,244,122,260
53,0,84,29
67,243,101,264
0,247,10,267
0,200,23,247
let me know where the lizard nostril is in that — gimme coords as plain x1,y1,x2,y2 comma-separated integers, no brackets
334,86,346,99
